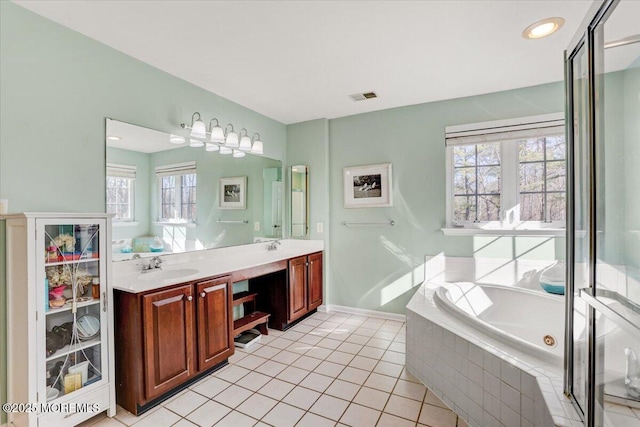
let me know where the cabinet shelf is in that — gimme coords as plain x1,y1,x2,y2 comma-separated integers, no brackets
45,257,100,267
46,298,100,315
46,337,101,362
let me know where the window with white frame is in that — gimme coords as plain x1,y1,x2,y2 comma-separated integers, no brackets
156,162,197,223
106,163,136,221
445,113,566,229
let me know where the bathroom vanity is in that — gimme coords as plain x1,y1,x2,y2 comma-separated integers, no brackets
111,239,323,415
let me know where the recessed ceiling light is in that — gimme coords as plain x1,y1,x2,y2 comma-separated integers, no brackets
106,135,121,141
522,17,565,39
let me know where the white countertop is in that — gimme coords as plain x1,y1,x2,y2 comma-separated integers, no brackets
111,239,324,293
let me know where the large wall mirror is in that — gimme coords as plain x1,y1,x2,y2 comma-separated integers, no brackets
290,165,309,238
106,119,283,261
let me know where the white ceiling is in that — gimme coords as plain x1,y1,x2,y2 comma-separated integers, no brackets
106,119,181,153
14,0,595,125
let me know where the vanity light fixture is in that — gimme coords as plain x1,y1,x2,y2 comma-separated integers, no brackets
188,112,207,139
180,112,265,156
522,17,565,39
233,149,246,158
225,124,239,148
106,135,121,141
169,135,185,144
238,128,252,151
189,138,204,148
205,142,220,152
251,133,263,155
209,118,225,143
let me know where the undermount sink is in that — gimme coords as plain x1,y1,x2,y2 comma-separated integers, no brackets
138,268,199,281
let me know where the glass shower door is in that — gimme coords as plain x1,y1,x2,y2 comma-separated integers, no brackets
568,39,591,417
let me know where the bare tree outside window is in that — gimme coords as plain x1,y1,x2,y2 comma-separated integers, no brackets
159,173,196,222
453,143,501,221
106,176,133,221
519,136,566,222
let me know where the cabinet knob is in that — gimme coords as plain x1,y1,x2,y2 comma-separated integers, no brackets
200,292,206,298
306,262,309,266
187,295,193,301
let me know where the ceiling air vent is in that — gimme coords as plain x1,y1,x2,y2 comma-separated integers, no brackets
349,91,378,101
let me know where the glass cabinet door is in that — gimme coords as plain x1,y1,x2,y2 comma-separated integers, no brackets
37,220,108,402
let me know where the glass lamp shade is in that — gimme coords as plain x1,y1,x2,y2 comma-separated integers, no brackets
190,119,207,139
251,139,264,155
225,131,239,148
169,135,185,144
233,150,246,158
205,142,220,152
189,138,204,148
239,135,252,151
210,125,225,143
219,146,232,155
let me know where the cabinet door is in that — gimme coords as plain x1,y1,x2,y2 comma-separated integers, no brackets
288,256,308,321
308,252,323,311
142,284,194,400
196,277,233,371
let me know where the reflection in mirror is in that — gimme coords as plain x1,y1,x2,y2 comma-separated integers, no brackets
106,119,282,261
290,165,309,238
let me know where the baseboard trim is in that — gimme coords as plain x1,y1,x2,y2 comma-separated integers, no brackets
318,304,406,322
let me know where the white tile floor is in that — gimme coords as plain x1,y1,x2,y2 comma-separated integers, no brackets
79,311,465,427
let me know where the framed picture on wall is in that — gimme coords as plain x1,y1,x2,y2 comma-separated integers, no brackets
219,176,247,209
343,163,393,208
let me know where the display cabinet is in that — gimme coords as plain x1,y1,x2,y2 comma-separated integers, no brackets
4,213,115,427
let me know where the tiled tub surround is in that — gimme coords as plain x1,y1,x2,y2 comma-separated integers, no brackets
406,281,582,427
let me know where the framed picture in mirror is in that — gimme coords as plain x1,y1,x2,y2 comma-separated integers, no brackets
219,176,247,209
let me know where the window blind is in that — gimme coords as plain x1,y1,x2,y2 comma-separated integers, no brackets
445,113,565,147
106,163,136,179
155,161,197,178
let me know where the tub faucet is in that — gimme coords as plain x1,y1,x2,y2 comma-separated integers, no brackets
625,348,640,398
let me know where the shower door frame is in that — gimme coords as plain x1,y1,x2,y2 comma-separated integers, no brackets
563,1,625,426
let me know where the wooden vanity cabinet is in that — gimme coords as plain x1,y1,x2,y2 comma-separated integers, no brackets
142,284,195,400
308,252,323,311
288,255,309,321
248,252,323,331
196,277,234,371
287,251,324,323
114,275,233,414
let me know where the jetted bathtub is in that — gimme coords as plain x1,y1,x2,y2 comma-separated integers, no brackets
434,283,565,362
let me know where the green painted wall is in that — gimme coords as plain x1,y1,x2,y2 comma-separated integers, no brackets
0,2,286,416
327,82,566,314
286,119,331,302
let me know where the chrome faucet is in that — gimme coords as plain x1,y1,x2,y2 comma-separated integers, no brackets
266,240,281,251
150,256,163,270
139,256,163,272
